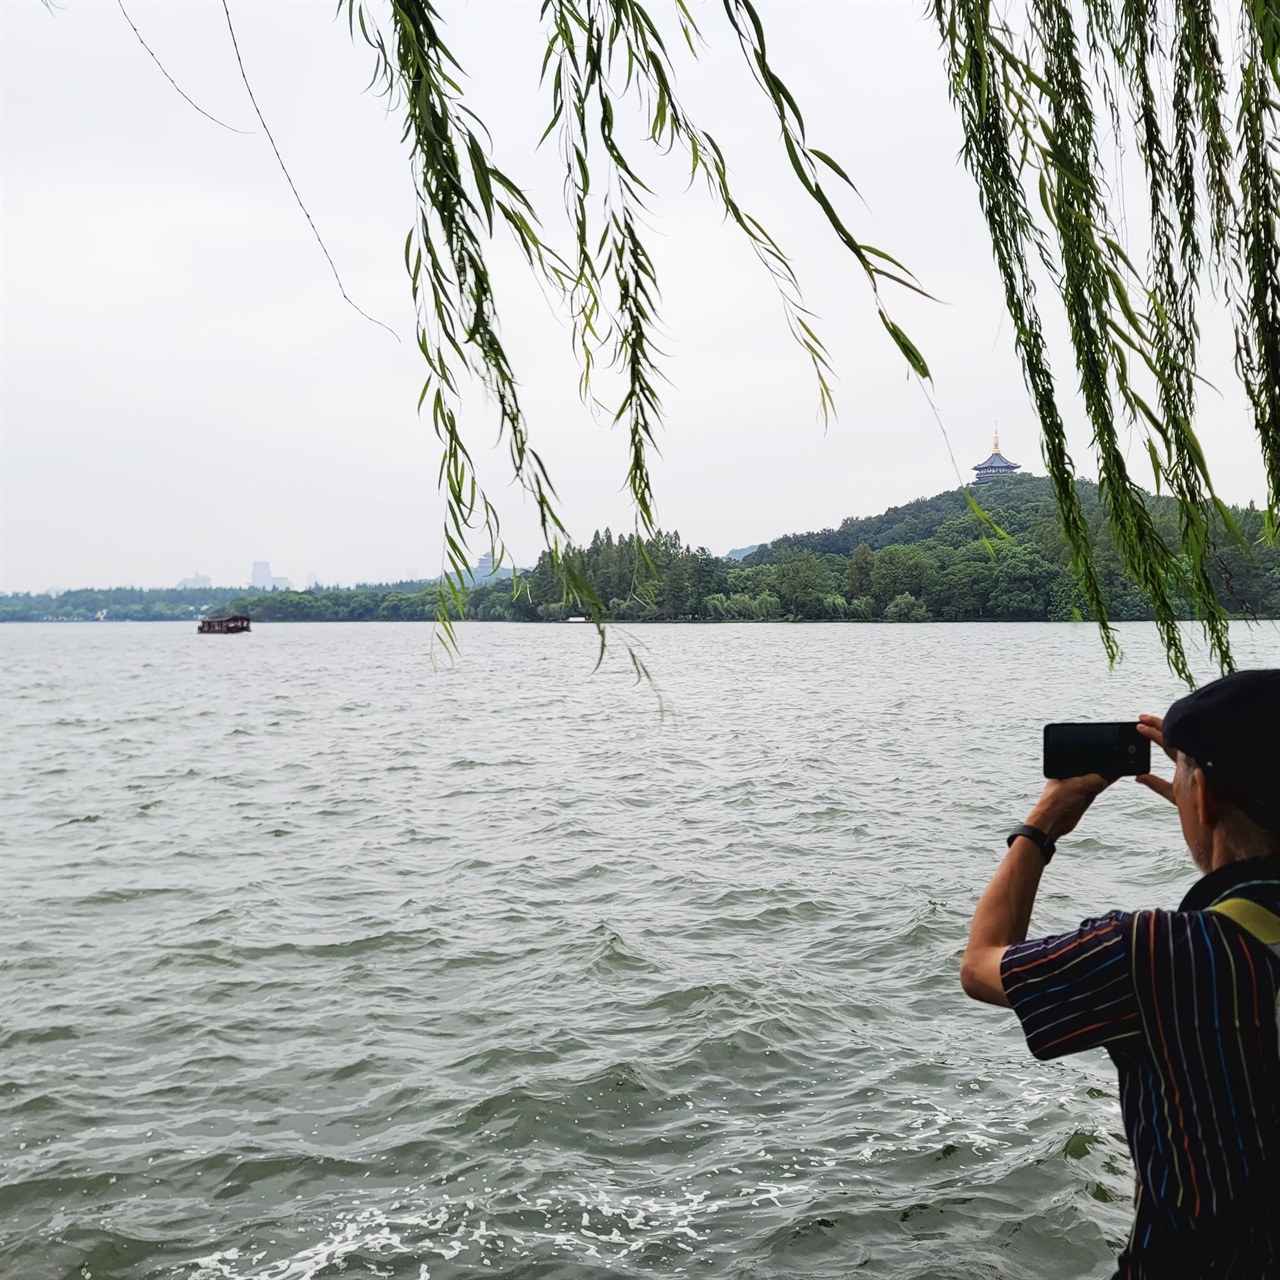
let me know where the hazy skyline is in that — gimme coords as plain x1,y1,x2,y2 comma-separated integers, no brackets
3,0,1269,593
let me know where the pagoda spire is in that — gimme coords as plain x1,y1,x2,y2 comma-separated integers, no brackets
971,428,1021,485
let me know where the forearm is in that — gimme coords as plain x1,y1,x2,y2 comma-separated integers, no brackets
960,789,1097,1007
966,837,1047,955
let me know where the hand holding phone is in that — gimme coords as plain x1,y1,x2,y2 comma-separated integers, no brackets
1044,722,1151,779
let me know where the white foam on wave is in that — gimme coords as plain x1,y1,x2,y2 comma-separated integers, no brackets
184,1172,816,1278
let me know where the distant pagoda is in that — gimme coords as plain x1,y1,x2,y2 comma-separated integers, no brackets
972,432,1021,485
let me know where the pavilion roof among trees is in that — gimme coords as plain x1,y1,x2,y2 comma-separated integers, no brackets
972,434,1021,484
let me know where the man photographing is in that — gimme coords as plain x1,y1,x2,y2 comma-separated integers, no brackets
961,669,1280,1279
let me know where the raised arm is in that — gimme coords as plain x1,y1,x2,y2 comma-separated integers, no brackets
960,775,1112,1006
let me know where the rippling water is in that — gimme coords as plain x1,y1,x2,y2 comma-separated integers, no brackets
3,620,1278,1279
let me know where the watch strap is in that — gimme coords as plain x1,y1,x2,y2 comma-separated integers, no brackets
1008,823,1056,863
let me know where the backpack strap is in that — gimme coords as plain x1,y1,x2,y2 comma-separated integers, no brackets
1208,897,1280,1217
1207,897,1280,949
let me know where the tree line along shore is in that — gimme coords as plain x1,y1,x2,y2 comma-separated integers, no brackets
5,476,1276,625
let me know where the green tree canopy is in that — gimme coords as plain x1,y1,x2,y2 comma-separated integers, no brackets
870,546,942,610
844,544,876,601
988,545,1062,620
934,560,996,621
883,593,931,623
773,548,838,619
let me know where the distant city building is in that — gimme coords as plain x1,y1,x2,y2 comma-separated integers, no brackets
305,574,321,590
178,573,212,590
251,561,292,591
972,433,1021,484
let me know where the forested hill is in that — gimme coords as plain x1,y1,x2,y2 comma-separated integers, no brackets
748,473,1094,558
465,473,1277,623
4,474,1275,623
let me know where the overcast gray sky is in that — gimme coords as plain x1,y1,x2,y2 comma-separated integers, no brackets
1,0,1266,592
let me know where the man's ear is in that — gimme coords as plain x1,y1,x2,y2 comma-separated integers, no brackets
1192,765,1220,829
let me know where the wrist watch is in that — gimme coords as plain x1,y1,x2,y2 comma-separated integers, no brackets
1008,823,1056,863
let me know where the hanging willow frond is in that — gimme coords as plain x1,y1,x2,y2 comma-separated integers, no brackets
341,0,924,652
934,0,1279,679
338,0,1275,678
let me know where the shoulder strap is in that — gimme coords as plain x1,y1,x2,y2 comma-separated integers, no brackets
1207,897,1280,948
1208,898,1280,1190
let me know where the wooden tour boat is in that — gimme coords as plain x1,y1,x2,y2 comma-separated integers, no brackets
198,615,251,635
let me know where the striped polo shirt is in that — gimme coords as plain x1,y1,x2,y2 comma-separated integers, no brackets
1000,855,1280,1279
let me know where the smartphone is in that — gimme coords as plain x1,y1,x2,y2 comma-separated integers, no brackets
1043,722,1150,779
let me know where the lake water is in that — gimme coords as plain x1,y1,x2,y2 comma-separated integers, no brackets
3,620,1278,1279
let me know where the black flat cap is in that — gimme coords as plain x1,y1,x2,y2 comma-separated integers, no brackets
1163,669,1280,832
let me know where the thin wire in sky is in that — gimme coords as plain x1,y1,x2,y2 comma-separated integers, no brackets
115,0,252,135
219,0,400,342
